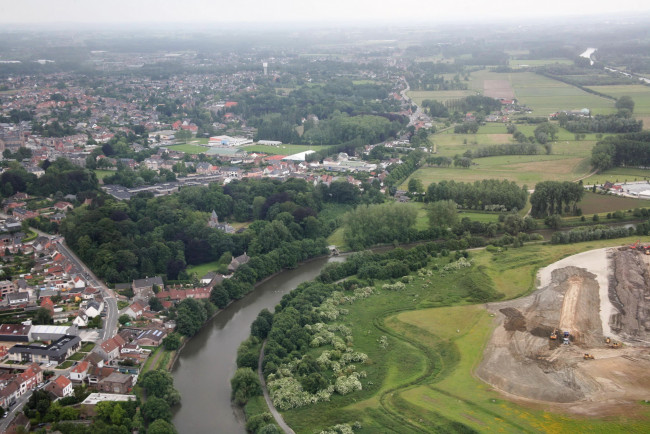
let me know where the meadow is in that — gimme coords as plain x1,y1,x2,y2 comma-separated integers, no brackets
406,89,476,106
242,144,325,155
509,58,573,68
582,167,650,185
280,237,649,433
586,84,650,128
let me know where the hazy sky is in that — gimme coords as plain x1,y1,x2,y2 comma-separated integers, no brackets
1,0,649,24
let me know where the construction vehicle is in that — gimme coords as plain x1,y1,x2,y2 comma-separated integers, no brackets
583,353,595,360
605,337,611,344
550,329,558,340
609,342,621,349
563,331,570,345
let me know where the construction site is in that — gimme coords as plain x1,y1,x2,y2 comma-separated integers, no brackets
477,244,650,416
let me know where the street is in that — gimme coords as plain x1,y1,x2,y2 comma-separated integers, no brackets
55,241,119,344
0,388,34,432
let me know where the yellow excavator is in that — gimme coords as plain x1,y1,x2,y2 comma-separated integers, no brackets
610,342,621,349
583,353,595,360
605,337,611,344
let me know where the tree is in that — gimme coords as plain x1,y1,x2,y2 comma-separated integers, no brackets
251,309,273,339
147,419,178,434
175,129,192,144
118,314,131,325
231,367,262,406
428,200,458,228
163,332,181,350
34,307,53,325
141,396,172,423
140,370,175,399
149,297,164,312
407,178,424,195
615,95,635,113
175,298,207,337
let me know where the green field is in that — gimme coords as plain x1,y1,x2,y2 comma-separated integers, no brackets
166,144,208,154
509,58,573,68
185,261,220,278
406,89,476,106
586,84,650,128
577,191,650,215
242,144,327,155
280,237,649,433
93,169,115,180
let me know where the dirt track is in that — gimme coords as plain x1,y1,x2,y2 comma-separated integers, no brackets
477,247,650,415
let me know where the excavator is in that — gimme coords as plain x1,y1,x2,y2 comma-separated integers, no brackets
583,353,595,360
605,337,611,344
628,240,650,255
550,329,558,340
609,342,621,349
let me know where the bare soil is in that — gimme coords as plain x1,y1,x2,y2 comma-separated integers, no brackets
483,79,515,99
477,247,650,415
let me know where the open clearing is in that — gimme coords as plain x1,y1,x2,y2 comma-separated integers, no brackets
478,247,650,417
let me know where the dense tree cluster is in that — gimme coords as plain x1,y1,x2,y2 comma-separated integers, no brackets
446,96,503,117
469,143,539,158
60,178,339,283
559,113,642,134
591,131,650,170
384,149,424,187
551,225,635,244
529,181,585,217
343,202,418,250
425,179,528,211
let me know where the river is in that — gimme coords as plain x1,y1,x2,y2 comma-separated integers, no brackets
171,255,345,433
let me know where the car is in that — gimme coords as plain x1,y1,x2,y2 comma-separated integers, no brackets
2,412,8,418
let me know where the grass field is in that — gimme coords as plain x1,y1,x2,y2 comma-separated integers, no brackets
577,191,650,215
509,58,573,68
586,85,650,128
166,144,208,154
402,154,591,189
406,89,476,106
280,237,650,433
185,261,220,278
583,167,650,185
242,144,327,155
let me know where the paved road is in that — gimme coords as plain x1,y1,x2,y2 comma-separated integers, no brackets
258,341,295,434
0,388,34,432
55,240,118,344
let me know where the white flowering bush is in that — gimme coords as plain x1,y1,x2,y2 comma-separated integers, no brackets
382,281,405,291
340,351,368,364
334,372,362,395
442,257,472,272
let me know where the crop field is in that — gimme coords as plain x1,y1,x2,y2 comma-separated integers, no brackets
242,144,324,155
468,70,617,116
165,144,208,154
406,90,476,106
280,238,649,433
577,191,650,215
583,167,650,185
402,154,591,188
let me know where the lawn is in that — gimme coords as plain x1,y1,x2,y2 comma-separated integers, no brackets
577,191,650,215
58,361,74,369
93,169,115,180
80,342,95,352
165,144,208,154
185,261,220,279
242,144,328,155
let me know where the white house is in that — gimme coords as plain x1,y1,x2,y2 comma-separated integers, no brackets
124,301,146,319
70,361,90,382
73,313,88,327
85,301,104,318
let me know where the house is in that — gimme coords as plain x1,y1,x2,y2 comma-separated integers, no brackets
228,252,250,272
134,328,166,347
85,300,103,318
45,375,73,398
0,280,16,297
81,286,99,300
52,202,74,212
70,361,90,382
124,301,146,319
200,272,217,285
97,372,133,394
99,335,126,360
7,291,29,306
132,276,164,302
16,364,43,395
0,380,19,408
73,313,89,327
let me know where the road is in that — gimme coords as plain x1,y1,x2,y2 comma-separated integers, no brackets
258,341,295,434
55,240,118,344
0,388,34,432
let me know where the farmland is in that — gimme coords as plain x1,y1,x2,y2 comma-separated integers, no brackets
577,191,650,215
406,89,476,106
583,167,650,186
586,84,650,129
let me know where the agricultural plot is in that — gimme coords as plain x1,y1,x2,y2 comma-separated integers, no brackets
483,79,514,99
577,191,650,215
583,167,650,186
509,58,573,68
402,154,591,188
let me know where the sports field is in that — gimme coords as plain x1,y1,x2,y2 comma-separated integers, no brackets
165,144,208,154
